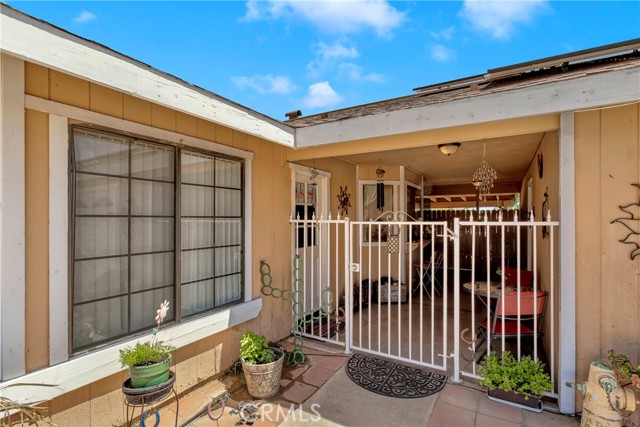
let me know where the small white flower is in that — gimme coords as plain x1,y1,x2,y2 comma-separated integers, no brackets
155,300,170,325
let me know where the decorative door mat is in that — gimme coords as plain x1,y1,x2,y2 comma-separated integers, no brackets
345,353,447,398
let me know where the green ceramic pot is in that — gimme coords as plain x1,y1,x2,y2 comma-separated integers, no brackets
129,354,172,388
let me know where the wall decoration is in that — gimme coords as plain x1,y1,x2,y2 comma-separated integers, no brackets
537,153,544,179
376,166,386,210
337,186,351,216
542,187,550,239
611,183,640,260
387,234,400,254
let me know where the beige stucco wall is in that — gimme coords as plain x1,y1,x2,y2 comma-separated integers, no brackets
574,103,640,394
22,62,296,425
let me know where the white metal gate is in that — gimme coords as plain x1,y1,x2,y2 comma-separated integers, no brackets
348,214,451,371
290,210,559,395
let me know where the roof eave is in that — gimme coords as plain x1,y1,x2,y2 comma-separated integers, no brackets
295,65,640,148
0,4,295,148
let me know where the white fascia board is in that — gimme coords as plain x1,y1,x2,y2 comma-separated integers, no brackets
0,298,262,404
0,6,295,147
296,66,640,147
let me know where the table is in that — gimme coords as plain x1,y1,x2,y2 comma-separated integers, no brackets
462,281,517,298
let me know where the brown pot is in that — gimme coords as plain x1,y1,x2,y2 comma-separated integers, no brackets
487,388,543,413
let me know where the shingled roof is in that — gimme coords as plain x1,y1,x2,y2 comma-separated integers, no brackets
286,47,640,129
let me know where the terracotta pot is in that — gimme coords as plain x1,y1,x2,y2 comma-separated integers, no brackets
128,354,172,388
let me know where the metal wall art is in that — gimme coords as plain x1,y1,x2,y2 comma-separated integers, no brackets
537,153,544,179
542,187,550,239
337,186,351,216
611,183,640,260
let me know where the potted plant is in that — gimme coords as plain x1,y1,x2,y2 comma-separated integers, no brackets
608,349,640,399
478,351,553,412
240,331,284,399
119,300,175,388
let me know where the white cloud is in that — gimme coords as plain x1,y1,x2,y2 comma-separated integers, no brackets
461,0,548,39
316,41,359,61
338,63,385,83
431,44,456,62
302,82,344,109
74,10,96,24
231,75,296,95
307,41,359,77
241,0,405,36
430,25,455,41
242,0,263,22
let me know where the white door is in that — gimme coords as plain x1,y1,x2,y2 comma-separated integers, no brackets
290,164,330,315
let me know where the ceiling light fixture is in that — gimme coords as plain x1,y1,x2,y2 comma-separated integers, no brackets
438,142,461,156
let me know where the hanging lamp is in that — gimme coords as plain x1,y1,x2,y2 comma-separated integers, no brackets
471,142,497,198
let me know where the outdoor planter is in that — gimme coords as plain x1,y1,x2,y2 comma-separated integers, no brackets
240,330,285,399
128,353,172,388
478,351,553,414
487,388,543,413
242,347,284,399
119,301,175,389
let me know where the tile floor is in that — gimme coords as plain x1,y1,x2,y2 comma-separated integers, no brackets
150,339,579,427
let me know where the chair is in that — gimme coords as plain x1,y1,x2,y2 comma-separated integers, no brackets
475,290,548,358
502,267,534,287
413,250,444,298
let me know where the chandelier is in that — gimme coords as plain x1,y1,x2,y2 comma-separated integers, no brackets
471,142,497,196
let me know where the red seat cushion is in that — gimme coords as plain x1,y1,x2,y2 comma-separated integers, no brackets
503,267,534,287
479,320,535,336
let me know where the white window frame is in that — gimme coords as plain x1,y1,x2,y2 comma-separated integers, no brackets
288,163,331,219
69,127,247,353
5,95,261,404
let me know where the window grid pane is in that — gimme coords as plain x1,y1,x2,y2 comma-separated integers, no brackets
180,152,243,318
72,129,176,352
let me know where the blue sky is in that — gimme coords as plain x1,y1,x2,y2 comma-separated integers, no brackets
8,1,640,120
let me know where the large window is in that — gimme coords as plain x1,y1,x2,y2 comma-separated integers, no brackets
71,128,244,352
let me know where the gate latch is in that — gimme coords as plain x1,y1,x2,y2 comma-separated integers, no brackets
350,263,360,272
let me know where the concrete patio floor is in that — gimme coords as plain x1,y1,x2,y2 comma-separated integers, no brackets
155,339,579,427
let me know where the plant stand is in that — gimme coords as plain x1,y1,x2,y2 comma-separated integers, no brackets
487,388,543,413
123,370,179,427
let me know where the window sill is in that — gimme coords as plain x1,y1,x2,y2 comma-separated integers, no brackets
1,298,262,404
